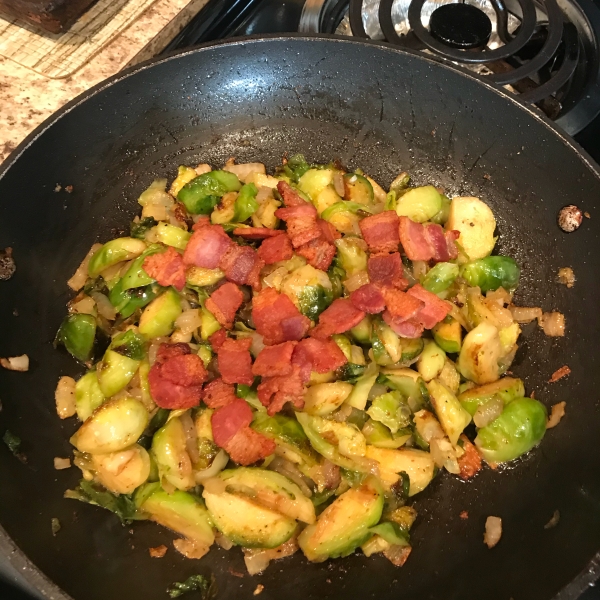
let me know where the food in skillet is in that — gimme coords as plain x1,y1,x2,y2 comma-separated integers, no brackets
54,155,551,573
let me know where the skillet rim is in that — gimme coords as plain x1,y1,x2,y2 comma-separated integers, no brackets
0,33,598,600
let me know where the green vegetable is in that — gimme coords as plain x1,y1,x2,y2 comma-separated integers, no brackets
385,191,397,211
332,334,352,361
350,315,372,344
336,363,366,382
461,256,520,292
130,217,157,239
170,165,199,197
343,173,374,205
201,307,222,340
362,420,411,449
120,244,163,290
298,477,383,561
416,340,446,382
138,178,170,206
458,322,502,384
298,285,333,321
88,238,147,278
139,288,182,338
458,377,525,416
198,345,212,368
167,574,216,600
322,201,374,222
421,262,459,295
344,362,378,410
367,391,409,434
153,223,191,250
2,430,21,456
396,185,442,223
475,398,547,463
177,171,241,214
298,168,334,200
437,359,460,394
152,417,194,490
432,317,462,354
186,267,225,288
304,382,354,416
97,349,140,398
234,183,259,222
430,194,452,225
109,281,161,318
92,444,151,494
426,379,471,445
389,172,410,195
369,522,410,547
110,329,146,361
75,371,105,421
56,314,96,362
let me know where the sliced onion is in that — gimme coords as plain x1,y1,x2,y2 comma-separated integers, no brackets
223,159,266,184
1,354,29,372
54,457,71,470
175,309,202,335
180,411,199,466
173,538,209,559
557,267,575,288
70,295,96,316
148,337,170,365
67,243,102,291
195,163,211,176
55,376,76,419
486,287,512,306
368,383,388,402
546,401,566,429
539,312,565,337
263,266,288,290
413,410,444,443
383,545,412,567
321,460,341,490
333,172,345,197
195,450,229,482
486,302,514,329
484,516,502,548
429,438,459,474
344,270,369,293
509,305,542,324
201,476,227,495
473,396,504,428
256,185,274,203
243,539,298,575
412,261,428,279
215,532,234,550
268,457,313,497
91,292,116,320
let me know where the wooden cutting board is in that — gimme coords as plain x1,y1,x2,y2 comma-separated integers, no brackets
0,0,99,33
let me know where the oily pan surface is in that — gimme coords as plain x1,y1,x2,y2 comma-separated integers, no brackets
0,37,599,600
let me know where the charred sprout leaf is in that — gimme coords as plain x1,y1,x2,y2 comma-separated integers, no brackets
65,480,146,523
336,363,366,382
130,217,158,239
138,407,171,449
167,574,216,599
111,329,147,361
369,521,410,547
3,430,23,458
277,154,312,183
328,263,345,300
56,314,96,362
340,469,367,488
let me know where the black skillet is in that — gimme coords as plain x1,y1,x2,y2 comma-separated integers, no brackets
1,36,599,600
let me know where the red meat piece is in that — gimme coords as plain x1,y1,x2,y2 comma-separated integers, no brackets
398,216,434,261
216,337,254,385
406,284,451,328
292,338,347,381
318,218,341,244
205,282,244,329
232,227,285,239
143,247,186,291
258,233,294,265
367,253,408,290
192,216,211,230
208,329,227,351
381,287,425,321
224,426,276,465
148,371,203,409
278,181,307,207
252,341,296,377
382,311,425,339
219,244,263,290
350,284,386,314
159,354,208,387
446,230,460,260
359,211,400,254
423,223,450,263
257,365,306,416
202,378,237,409
155,342,191,364
275,203,322,248
310,298,365,340
211,397,253,447
296,238,336,271
183,224,232,269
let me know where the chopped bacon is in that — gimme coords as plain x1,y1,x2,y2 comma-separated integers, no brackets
252,288,311,345
224,426,276,465
275,203,322,248
205,282,244,329
148,372,203,409
458,435,482,480
382,312,424,339
382,287,425,321
252,341,296,377
359,211,400,254
423,223,450,262
297,238,336,271
367,253,408,290
549,365,571,383
277,181,307,207
219,244,264,290
258,233,294,265
350,284,386,314
398,216,433,261
156,342,191,363
310,298,365,339
406,284,451,328
318,219,341,243
202,378,237,409
292,338,347,381
192,216,211,230
159,354,208,387
232,227,285,240
217,338,254,385
183,224,232,269
258,365,306,416
211,397,253,446
208,328,227,351
143,247,186,291
446,230,460,260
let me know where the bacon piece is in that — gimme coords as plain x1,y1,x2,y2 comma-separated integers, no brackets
208,329,227,351
423,223,456,263
359,211,400,254
159,354,208,387
252,288,311,345
350,284,385,314
217,337,254,385
155,342,191,363
211,397,253,446
205,282,244,329
381,287,425,321
446,230,460,260
406,284,451,328
219,244,263,290
292,338,347,381
318,219,341,243
258,233,294,265
275,204,321,248
143,247,186,291
398,216,434,261
277,181,307,207
382,312,424,339
252,341,296,377
310,298,365,340
224,426,276,465
367,253,408,290
183,224,232,269
202,378,237,409
148,371,203,409
458,435,482,480
296,238,336,271
192,216,211,230
258,365,306,416
232,227,285,240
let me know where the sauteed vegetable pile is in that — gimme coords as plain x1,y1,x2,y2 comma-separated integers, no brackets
54,155,550,573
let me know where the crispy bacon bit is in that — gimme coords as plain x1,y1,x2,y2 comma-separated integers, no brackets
382,287,425,321
159,354,208,386
149,545,168,558
546,401,566,429
142,247,186,291
292,338,347,381
367,253,408,290
399,216,433,261
457,435,482,480
258,365,306,416
460,511,469,520
258,233,294,265
423,223,450,262
445,230,460,260
183,224,232,268
318,219,341,243
202,378,237,409
192,216,211,230
211,397,253,446
406,284,451,328
252,288,311,345
252,341,297,377
359,211,400,254
275,203,321,248
208,328,227,351
156,342,191,362
297,238,336,271
382,312,424,339
277,181,307,207
232,227,285,240
217,338,254,385
219,244,264,290
350,284,386,314
549,365,571,383
224,426,276,465
310,298,365,339
205,282,244,328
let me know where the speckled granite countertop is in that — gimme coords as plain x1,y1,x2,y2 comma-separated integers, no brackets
0,0,208,164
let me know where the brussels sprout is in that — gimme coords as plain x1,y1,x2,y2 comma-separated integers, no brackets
336,363,367,382
152,417,194,490
461,256,520,292
304,382,354,416
345,362,378,410
426,379,471,445
381,368,427,410
138,179,170,207
130,217,157,239
252,196,281,229
332,334,352,361
71,396,149,454
322,201,374,223
169,165,198,197
56,313,96,362
396,185,442,223
298,168,334,200
97,349,140,398
177,170,241,214
432,317,462,354
234,183,259,222
389,172,411,195
421,262,459,295
200,307,221,340
139,288,182,338
416,340,446,382
384,191,397,211
88,238,147,278
152,223,191,250
369,522,410,547
280,154,313,183
333,238,367,277
281,264,333,320
437,359,460,394
350,315,372,344
120,244,163,290
343,173,374,205
75,371,105,421
458,322,502,384
109,281,161,319
110,329,147,361
372,319,400,365
430,194,452,225
92,444,151,495
459,377,525,416
362,419,411,449
499,322,521,355
475,397,547,463
186,266,225,288
367,391,411,434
